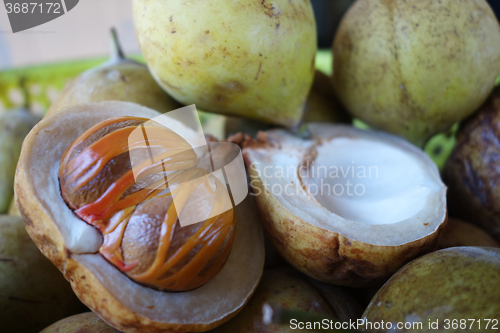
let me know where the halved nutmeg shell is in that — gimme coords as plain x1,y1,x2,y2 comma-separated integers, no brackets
242,124,447,287
14,101,265,333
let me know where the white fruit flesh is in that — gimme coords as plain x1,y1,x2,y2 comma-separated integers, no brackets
246,124,446,246
305,137,442,225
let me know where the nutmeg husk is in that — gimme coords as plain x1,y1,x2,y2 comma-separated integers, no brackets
242,124,447,287
14,101,265,333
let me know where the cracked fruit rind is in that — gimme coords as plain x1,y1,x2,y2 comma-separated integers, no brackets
362,247,500,332
133,0,317,128
14,101,265,333
242,123,447,287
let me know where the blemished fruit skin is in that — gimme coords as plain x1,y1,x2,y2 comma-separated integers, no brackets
362,247,500,332
0,215,86,333
40,312,121,333
133,0,317,128
333,0,500,147
444,87,500,243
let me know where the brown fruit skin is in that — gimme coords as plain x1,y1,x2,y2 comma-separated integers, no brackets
0,215,87,333
247,170,445,287
347,282,387,311
444,87,500,242
212,268,334,333
263,234,289,269
46,60,181,116
437,218,499,250
362,247,500,332
305,278,364,322
40,312,121,333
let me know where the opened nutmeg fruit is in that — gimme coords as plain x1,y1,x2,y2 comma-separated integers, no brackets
14,101,265,332
241,124,447,287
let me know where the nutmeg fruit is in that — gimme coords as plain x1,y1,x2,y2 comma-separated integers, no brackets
242,124,447,287
14,101,264,332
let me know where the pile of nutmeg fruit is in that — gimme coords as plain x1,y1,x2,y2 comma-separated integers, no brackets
2,0,500,332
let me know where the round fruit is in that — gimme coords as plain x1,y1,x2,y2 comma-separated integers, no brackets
47,29,180,116
242,123,447,286
0,215,86,333
223,70,351,138
437,218,499,250
444,87,500,242
8,198,20,216
212,268,334,332
0,107,40,213
133,0,317,128
362,247,500,332
333,0,500,146
40,312,120,333
14,101,265,332
303,70,351,124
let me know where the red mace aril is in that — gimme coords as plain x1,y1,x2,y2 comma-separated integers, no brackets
58,116,235,292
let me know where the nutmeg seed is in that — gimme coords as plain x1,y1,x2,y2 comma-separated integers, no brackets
59,116,236,291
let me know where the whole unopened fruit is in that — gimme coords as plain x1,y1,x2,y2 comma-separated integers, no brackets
8,198,20,216
40,312,120,333
47,29,180,116
14,101,264,332
437,218,499,250
224,70,351,138
444,87,500,242
333,0,500,146
242,123,447,286
213,268,334,332
133,0,317,128
304,70,351,124
0,215,86,333
305,277,363,322
0,106,40,213
362,247,500,332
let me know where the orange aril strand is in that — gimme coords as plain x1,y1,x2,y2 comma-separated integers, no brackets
59,116,236,292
